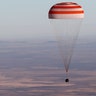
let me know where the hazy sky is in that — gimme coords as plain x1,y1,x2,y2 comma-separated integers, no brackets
0,0,96,40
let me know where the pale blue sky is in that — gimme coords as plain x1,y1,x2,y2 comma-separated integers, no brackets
0,0,96,41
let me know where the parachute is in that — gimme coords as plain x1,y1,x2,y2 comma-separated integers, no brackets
48,2,84,81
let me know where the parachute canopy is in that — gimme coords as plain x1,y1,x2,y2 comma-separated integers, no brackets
49,2,84,19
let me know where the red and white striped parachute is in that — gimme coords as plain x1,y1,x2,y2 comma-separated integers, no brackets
49,2,84,19
48,2,84,82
